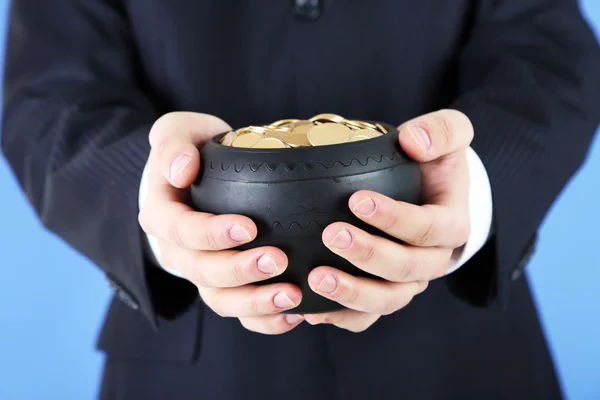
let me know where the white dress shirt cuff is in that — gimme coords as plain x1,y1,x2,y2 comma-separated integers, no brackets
446,146,494,275
138,163,186,279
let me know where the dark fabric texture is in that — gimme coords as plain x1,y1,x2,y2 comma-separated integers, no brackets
99,279,563,400
2,1,599,399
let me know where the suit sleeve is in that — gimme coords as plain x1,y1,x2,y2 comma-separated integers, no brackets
1,0,199,328
444,0,600,306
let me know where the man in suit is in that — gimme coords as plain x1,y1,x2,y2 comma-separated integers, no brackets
2,1,599,399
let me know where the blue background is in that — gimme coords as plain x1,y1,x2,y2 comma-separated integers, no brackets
0,1,598,399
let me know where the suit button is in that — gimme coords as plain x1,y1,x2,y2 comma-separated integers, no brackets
293,0,321,20
511,268,523,281
511,233,538,281
107,277,140,310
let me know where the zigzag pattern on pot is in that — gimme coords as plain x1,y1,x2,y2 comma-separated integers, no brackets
272,220,330,231
209,152,404,173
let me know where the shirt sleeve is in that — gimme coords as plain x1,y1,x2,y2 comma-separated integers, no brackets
139,162,186,279
446,147,494,274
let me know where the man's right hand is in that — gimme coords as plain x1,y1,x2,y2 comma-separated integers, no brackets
138,112,304,334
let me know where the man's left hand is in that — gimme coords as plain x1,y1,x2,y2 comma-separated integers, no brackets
304,109,474,332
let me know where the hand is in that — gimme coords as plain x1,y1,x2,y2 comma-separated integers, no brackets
304,109,473,332
138,112,304,334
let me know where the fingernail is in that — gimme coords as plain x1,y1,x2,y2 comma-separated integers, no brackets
407,125,431,151
169,154,191,182
257,254,278,274
229,225,251,243
353,198,376,217
317,274,338,293
285,314,304,325
329,229,352,250
274,291,296,308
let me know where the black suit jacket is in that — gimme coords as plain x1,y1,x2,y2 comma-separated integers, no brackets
2,1,600,399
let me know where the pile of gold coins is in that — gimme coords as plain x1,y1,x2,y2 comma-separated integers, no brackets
219,113,388,148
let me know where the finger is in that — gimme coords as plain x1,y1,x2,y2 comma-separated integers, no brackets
154,137,201,189
397,109,473,162
308,266,427,315
159,242,288,287
239,314,304,335
199,283,302,318
349,191,470,248
322,222,452,282
304,310,381,333
139,193,257,250
149,111,231,149
149,112,231,188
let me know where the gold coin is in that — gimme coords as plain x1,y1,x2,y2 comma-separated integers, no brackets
343,120,362,129
307,123,353,146
310,113,345,123
345,124,363,131
375,123,388,133
290,120,312,129
268,125,293,131
284,133,311,147
251,138,287,148
264,129,289,141
344,120,375,131
232,132,263,148
220,130,238,146
352,128,383,138
270,119,300,127
291,123,314,135
349,135,370,142
247,126,268,134
349,120,377,130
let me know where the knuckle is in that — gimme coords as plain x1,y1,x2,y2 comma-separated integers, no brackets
444,109,474,143
357,242,377,264
380,302,395,316
230,260,249,286
250,297,262,316
380,285,402,315
395,260,415,282
189,253,211,287
381,210,400,232
381,297,399,316
343,281,360,304
171,216,188,248
434,113,454,148
412,218,436,246
203,228,220,251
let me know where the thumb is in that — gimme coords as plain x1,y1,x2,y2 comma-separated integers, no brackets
397,109,473,163
149,112,232,188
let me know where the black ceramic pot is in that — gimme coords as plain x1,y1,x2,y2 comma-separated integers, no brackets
191,122,421,314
